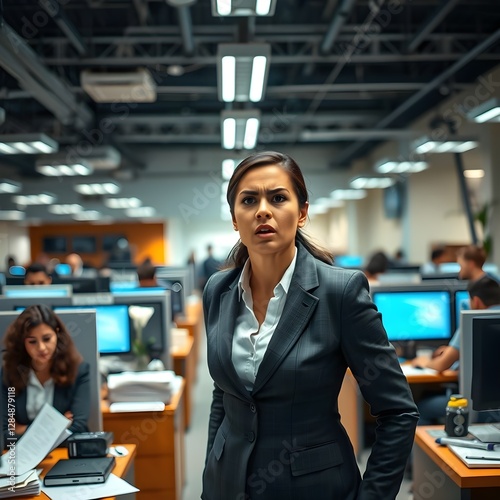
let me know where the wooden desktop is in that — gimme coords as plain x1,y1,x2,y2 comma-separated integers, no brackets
12,443,136,500
414,426,500,499
338,367,458,456
102,379,185,500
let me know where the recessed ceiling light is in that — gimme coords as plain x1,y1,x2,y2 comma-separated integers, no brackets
74,182,120,195
0,133,58,154
0,179,22,193
13,193,56,205
105,197,142,209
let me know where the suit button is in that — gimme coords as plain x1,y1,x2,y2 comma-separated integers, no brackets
250,403,256,413
246,432,255,442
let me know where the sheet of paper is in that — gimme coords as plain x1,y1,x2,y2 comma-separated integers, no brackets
42,473,139,500
0,403,71,477
401,365,438,376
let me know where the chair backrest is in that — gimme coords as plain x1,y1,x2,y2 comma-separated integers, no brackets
0,309,102,432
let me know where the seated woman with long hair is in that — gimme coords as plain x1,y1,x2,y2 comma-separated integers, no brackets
2,304,90,443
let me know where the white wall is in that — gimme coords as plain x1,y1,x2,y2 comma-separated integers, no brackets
0,222,30,269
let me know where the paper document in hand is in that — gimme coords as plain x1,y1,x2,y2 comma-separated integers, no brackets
0,403,71,477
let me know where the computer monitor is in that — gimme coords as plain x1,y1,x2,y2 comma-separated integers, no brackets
54,304,132,355
112,291,172,370
454,289,470,330
471,316,500,411
154,268,189,318
334,255,364,269
52,276,110,294
372,288,452,342
1,284,73,298
460,310,500,420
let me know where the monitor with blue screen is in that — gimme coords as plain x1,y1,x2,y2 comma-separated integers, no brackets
54,304,131,355
372,289,452,342
454,290,470,329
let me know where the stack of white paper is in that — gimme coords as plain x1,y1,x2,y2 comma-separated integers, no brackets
0,470,40,498
107,370,176,403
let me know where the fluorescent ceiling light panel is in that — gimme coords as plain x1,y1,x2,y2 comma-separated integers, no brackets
0,210,25,221
0,133,58,155
314,197,345,208
374,159,429,174
13,193,56,205
330,189,367,200
105,197,142,209
412,136,478,154
464,169,485,178
73,210,101,221
125,207,156,218
74,182,120,195
221,110,261,150
222,159,239,180
217,44,271,102
0,179,21,193
36,161,93,176
48,204,83,215
466,97,500,123
212,0,276,16
350,176,395,189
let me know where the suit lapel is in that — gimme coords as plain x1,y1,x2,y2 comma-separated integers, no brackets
252,244,320,395
217,280,253,401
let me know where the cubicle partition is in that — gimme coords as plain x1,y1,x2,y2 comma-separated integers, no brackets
0,309,102,433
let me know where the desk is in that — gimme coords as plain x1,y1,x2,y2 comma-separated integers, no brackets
175,298,203,372
13,444,136,500
171,335,195,430
414,426,500,499
102,379,185,500
338,368,458,456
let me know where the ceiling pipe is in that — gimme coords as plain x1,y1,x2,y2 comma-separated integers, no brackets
38,0,88,55
405,0,460,53
320,0,357,54
332,27,500,166
166,0,196,57
0,22,93,129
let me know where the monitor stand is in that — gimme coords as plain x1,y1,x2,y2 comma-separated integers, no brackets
401,340,417,360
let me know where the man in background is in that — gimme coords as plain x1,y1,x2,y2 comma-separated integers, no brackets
457,244,487,281
199,244,221,290
24,263,52,285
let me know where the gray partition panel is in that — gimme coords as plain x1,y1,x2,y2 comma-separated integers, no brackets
0,309,102,432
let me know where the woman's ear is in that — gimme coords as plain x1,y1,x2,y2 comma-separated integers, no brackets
297,202,309,228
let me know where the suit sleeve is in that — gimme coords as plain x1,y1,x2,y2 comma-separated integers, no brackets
203,273,226,462
339,271,419,500
67,362,91,434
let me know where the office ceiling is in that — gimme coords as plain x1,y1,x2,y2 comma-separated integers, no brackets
0,0,499,221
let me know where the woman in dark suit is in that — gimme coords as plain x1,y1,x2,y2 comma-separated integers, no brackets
202,151,419,500
2,304,89,443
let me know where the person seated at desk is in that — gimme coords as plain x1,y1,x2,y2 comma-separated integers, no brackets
23,262,52,285
1,305,90,444
411,275,500,424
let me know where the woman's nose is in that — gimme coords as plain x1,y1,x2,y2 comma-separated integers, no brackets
256,200,271,219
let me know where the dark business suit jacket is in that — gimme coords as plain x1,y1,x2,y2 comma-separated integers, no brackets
202,243,419,500
2,361,90,445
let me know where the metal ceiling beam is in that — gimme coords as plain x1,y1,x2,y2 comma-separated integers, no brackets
0,22,93,129
101,111,383,126
166,0,195,56
320,0,357,54
40,53,499,66
38,0,88,55
405,0,460,53
332,27,500,166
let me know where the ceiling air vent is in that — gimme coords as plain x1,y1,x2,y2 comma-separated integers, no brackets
81,68,157,103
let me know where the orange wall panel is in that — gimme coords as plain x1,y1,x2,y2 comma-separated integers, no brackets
29,222,166,268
